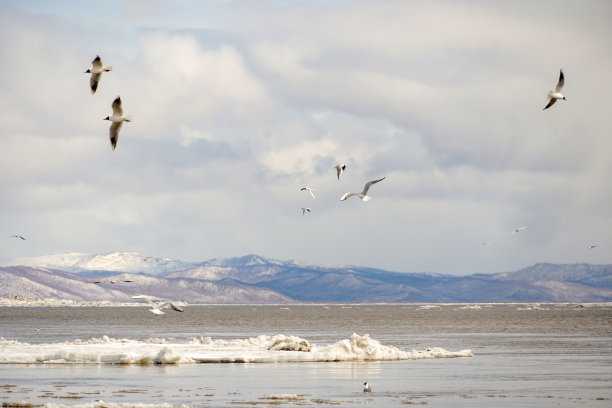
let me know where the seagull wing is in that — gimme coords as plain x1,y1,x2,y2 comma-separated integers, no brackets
90,73,101,94
361,177,385,195
111,96,123,116
109,121,123,150
543,98,557,110
555,69,564,92
159,301,184,312
340,192,356,201
91,55,102,70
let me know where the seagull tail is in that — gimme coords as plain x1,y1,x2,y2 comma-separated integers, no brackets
123,116,133,122
104,66,113,72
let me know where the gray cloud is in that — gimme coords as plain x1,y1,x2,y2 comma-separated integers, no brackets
1,1,610,274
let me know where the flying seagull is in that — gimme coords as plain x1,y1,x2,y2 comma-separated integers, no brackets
85,55,112,94
510,226,527,234
301,207,311,216
93,279,134,284
131,295,185,316
588,245,597,250
543,69,566,110
10,235,26,240
481,242,489,247
363,382,371,393
340,177,385,201
104,96,132,150
334,164,346,180
300,187,316,199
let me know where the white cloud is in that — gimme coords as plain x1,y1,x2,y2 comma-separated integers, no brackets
1,1,611,274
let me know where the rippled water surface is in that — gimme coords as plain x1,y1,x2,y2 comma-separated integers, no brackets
1,303,611,407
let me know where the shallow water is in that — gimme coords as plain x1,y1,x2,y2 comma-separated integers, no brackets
1,303,611,407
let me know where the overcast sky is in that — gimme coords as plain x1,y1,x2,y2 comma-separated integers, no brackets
1,0,611,275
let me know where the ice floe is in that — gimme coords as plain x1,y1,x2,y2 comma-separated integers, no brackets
0,333,472,365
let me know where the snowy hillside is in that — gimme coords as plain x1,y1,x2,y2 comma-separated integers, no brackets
14,252,198,275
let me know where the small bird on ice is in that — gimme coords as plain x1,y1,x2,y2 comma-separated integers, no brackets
363,382,371,392
301,207,311,216
85,55,112,94
104,96,132,150
131,295,185,316
340,177,385,201
543,69,566,110
334,164,346,180
10,235,26,240
300,187,316,199
510,226,527,234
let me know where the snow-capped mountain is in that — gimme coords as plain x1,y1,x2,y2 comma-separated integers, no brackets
14,252,199,276
4,252,612,302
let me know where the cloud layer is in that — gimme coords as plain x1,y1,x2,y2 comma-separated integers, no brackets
1,1,611,274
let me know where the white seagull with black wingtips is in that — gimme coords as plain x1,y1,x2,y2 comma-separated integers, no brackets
334,164,346,180
104,96,132,150
340,177,385,201
131,295,184,316
543,69,566,110
85,55,112,94
300,187,316,199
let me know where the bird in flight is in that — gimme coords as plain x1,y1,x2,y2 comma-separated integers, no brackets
300,187,316,199
334,164,346,180
131,295,185,316
510,226,527,234
301,207,311,216
588,245,597,250
85,55,112,94
481,242,489,247
543,69,566,110
340,177,385,201
10,235,26,240
104,96,132,150
93,279,134,284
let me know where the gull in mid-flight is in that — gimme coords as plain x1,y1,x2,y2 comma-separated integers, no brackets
10,235,26,240
104,96,132,150
340,177,385,201
481,242,489,247
588,245,597,250
93,279,134,284
334,164,346,180
85,55,112,94
301,207,311,216
543,69,566,110
131,295,185,316
300,187,316,199
510,226,527,234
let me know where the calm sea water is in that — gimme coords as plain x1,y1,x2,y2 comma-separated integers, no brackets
1,303,611,407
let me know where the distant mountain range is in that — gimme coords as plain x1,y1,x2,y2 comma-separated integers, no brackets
1,252,611,303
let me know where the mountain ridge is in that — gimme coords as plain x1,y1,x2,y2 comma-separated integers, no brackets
3,252,611,303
